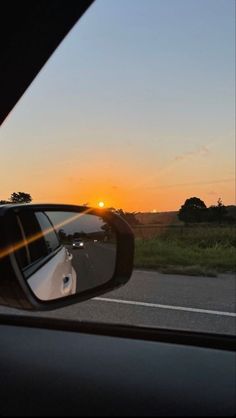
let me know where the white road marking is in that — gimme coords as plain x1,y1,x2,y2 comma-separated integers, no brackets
94,297,236,317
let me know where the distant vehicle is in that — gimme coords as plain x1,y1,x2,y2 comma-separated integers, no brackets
72,239,85,249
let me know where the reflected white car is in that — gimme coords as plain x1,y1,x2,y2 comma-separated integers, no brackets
28,247,77,301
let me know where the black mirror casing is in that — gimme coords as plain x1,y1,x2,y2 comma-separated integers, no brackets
0,204,134,311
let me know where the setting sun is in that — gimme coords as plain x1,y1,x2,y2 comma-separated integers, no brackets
98,201,105,208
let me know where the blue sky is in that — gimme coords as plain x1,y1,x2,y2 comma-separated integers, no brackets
1,0,235,211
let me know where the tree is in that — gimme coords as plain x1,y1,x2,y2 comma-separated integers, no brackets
58,229,67,244
10,192,32,204
101,222,113,241
114,209,140,226
208,198,227,224
178,197,207,224
0,200,9,205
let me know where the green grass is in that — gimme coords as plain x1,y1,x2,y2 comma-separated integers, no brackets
134,226,236,276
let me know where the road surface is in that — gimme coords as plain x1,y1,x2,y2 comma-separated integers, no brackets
0,269,235,335
68,242,116,292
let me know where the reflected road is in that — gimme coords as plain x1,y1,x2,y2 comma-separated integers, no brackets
67,242,116,293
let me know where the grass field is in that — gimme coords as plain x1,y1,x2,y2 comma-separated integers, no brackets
134,225,236,276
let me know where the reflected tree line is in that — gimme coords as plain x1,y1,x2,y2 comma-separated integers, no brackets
58,222,115,245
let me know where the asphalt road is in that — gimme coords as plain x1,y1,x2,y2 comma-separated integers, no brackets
0,269,235,335
68,242,116,292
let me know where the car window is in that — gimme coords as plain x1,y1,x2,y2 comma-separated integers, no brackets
0,0,235,335
16,211,61,276
35,212,60,254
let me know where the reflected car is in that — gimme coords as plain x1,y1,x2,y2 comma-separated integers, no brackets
9,209,78,301
28,247,77,300
72,240,85,249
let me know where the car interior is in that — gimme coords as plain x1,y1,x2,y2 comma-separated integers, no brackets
0,1,235,416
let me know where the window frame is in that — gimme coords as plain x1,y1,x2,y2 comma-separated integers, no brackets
17,211,63,280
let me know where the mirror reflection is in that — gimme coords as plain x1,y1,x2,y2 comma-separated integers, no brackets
15,210,117,301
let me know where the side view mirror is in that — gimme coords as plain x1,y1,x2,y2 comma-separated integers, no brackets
0,204,134,311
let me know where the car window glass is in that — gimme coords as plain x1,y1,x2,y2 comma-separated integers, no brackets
16,211,60,272
35,212,60,254
14,216,29,270
17,211,48,267
0,0,235,336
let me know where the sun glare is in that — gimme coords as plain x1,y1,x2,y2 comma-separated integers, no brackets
98,201,105,208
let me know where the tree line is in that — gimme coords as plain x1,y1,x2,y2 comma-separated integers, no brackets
0,193,140,226
0,192,32,205
108,208,140,226
178,197,234,225
1,192,234,226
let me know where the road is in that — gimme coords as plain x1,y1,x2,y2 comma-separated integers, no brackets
68,242,117,292
0,269,235,335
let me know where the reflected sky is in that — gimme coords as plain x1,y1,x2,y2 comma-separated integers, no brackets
46,211,108,234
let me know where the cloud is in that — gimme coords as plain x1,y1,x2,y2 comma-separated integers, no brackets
174,145,210,162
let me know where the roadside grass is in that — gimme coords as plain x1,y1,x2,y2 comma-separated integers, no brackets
134,226,236,276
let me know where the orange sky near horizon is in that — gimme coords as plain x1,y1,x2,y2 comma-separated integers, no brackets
1,153,234,212
1,112,235,212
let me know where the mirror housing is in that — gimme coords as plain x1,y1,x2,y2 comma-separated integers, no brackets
0,204,134,311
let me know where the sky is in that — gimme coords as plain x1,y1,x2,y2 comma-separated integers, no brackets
1,0,235,212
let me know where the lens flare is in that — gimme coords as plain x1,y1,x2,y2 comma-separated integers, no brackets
0,208,93,261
